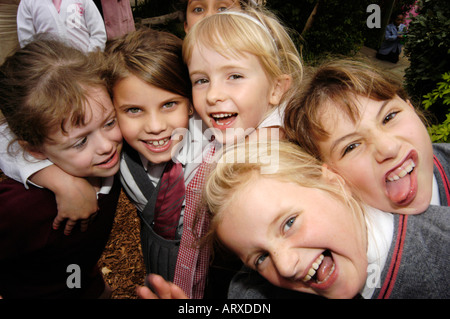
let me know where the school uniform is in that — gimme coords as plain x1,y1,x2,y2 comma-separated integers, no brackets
371,204,450,299
0,176,120,299
17,0,106,52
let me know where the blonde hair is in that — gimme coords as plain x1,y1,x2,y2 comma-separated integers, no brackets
182,6,303,106
0,36,107,152
283,57,422,160
203,140,365,251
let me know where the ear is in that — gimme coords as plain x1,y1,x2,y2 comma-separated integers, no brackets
321,164,352,194
18,140,48,160
269,74,292,106
188,103,194,116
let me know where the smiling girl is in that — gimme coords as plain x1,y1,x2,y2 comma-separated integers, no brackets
182,6,303,145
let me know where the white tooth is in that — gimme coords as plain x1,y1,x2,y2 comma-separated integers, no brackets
312,262,319,270
405,163,414,173
398,169,407,178
159,139,165,145
308,268,316,277
303,275,311,282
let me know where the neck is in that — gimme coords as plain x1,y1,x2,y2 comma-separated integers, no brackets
86,176,102,193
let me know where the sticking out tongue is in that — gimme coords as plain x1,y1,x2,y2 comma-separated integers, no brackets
316,255,334,282
386,174,412,203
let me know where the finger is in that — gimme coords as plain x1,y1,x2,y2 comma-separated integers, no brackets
52,215,65,230
136,286,159,299
64,220,77,236
169,283,189,299
80,219,89,232
146,274,171,298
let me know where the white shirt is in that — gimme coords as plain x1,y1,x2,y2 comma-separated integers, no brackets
0,123,53,189
17,0,106,52
360,206,394,299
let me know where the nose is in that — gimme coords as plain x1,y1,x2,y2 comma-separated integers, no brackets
206,80,225,105
144,112,167,135
372,131,400,163
272,249,299,279
205,7,216,18
96,130,115,155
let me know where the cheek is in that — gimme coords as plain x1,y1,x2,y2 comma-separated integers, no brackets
117,117,138,141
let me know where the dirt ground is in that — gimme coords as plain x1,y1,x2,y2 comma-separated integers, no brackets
98,190,146,299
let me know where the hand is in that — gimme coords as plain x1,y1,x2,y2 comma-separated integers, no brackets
30,165,98,235
53,177,98,235
136,274,189,299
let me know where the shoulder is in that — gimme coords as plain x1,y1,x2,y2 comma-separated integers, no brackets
433,143,450,158
0,179,56,257
0,178,57,223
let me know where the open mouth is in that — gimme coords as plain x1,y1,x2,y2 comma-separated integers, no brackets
302,250,336,284
144,137,170,147
211,112,238,127
96,150,119,168
385,157,416,205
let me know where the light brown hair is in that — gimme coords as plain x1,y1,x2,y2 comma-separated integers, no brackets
0,36,107,152
284,58,413,160
104,28,191,101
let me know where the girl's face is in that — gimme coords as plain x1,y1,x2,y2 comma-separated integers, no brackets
188,44,282,145
317,95,434,215
217,175,368,299
38,86,122,178
113,74,190,164
184,0,240,33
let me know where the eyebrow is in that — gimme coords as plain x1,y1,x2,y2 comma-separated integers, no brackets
376,99,392,119
189,63,251,78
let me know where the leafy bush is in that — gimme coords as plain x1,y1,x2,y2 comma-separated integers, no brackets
404,0,450,123
266,0,373,62
423,73,450,143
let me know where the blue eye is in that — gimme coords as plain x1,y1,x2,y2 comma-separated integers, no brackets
193,78,208,85
283,217,296,233
125,107,141,114
255,253,269,267
162,101,176,109
229,74,243,80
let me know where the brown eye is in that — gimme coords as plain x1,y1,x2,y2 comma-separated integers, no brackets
383,111,398,125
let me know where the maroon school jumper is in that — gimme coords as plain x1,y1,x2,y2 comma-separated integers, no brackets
0,177,120,299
